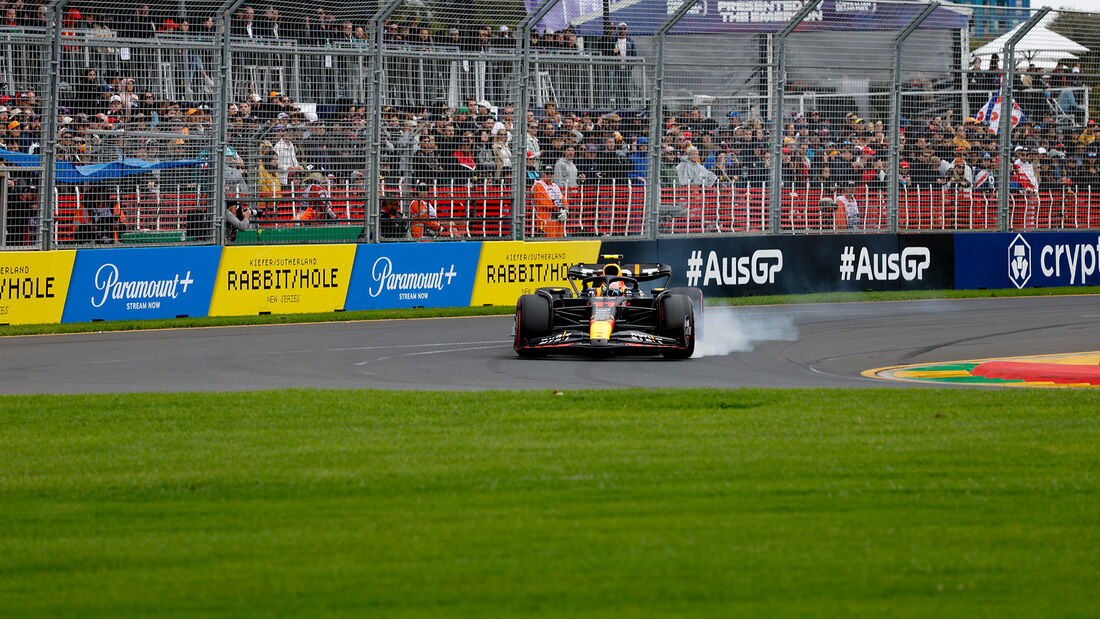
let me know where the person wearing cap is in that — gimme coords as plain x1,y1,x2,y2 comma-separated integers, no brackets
726,109,743,135
898,160,911,188
937,148,973,188
224,146,250,199
1012,147,1040,193
494,24,512,46
945,153,973,191
295,172,338,222
1076,150,1100,189
609,21,636,106
475,100,494,127
5,120,32,154
449,106,473,135
445,26,461,48
530,160,567,238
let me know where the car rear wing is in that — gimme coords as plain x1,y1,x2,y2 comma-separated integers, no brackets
567,262,672,283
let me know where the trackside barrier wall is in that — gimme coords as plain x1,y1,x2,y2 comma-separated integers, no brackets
5,234,1100,326
0,251,76,325
602,236,956,296
209,244,358,316
956,232,1100,290
346,243,482,310
62,247,221,322
470,241,601,306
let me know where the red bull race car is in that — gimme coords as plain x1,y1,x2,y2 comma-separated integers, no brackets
513,255,702,359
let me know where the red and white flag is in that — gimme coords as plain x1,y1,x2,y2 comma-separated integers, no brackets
984,90,1025,135
1013,158,1038,191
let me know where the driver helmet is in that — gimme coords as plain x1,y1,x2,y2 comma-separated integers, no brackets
607,280,627,296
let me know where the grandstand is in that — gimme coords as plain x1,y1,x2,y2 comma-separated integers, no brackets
0,0,1098,249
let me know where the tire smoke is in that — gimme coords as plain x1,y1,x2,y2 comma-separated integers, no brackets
695,307,799,357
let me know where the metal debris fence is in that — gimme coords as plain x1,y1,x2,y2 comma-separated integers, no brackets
1,0,1098,250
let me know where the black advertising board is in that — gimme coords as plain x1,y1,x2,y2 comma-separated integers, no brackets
601,234,954,296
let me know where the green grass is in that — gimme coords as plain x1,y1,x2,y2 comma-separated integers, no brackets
2,388,1097,617
3,287,1098,338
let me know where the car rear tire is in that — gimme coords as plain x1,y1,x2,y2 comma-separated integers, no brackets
515,294,552,357
659,294,695,359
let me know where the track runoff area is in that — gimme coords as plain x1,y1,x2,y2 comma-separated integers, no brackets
868,351,1100,388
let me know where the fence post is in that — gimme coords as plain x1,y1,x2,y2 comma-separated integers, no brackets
889,2,939,235
215,0,247,246
368,0,406,243
40,0,66,251
513,0,564,240
997,7,1050,232
768,0,821,234
646,0,702,240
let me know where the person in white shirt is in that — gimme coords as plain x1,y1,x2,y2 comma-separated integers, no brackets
834,181,860,229
274,126,302,184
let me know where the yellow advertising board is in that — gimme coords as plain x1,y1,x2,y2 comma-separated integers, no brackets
209,244,357,316
470,241,600,306
0,250,76,325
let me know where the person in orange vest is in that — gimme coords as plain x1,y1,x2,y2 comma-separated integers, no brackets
530,162,567,238
409,182,441,239
295,172,337,223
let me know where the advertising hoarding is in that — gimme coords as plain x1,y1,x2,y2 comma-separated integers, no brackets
0,250,76,325
346,242,482,310
62,247,220,322
209,244,356,316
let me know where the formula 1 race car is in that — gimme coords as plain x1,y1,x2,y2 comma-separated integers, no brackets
513,255,703,359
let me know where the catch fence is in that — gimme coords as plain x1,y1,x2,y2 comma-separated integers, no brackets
1,0,1098,250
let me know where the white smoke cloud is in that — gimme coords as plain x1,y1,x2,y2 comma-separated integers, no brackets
695,307,799,357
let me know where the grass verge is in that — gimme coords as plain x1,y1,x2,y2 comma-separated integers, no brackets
3,286,1098,338
1,388,1097,617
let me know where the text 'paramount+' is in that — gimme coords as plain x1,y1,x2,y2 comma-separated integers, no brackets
369,256,458,298
839,246,930,281
226,268,340,291
92,263,194,308
685,249,783,287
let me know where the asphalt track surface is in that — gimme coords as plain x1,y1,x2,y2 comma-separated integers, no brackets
1,295,1097,394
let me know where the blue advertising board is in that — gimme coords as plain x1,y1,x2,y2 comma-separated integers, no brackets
345,242,482,310
61,246,221,322
603,234,953,296
956,232,1100,289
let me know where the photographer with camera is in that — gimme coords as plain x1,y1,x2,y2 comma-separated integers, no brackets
225,198,252,242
